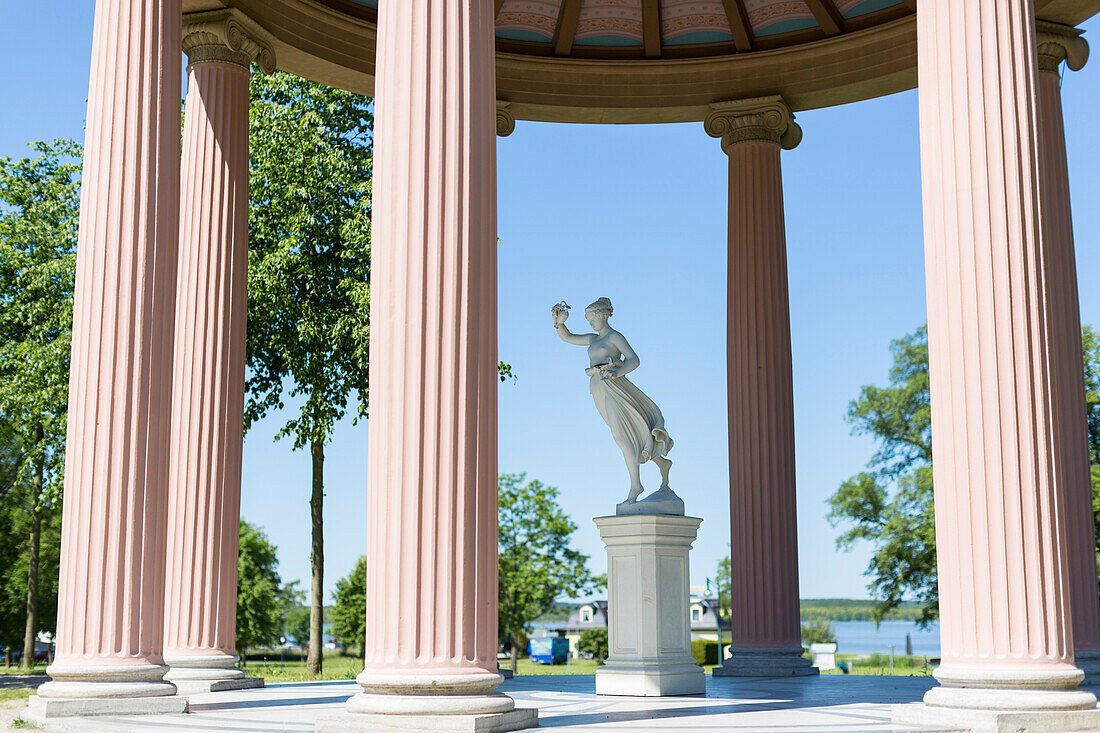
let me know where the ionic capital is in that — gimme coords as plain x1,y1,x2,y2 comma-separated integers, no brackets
1036,21,1089,74
183,10,276,74
496,101,516,137
705,96,802,154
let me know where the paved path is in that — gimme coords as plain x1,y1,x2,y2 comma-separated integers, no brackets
18,674,976,732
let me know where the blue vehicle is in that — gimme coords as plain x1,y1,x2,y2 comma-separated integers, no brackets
527,637,570,665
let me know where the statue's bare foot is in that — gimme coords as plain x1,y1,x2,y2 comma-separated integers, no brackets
626,485,644,503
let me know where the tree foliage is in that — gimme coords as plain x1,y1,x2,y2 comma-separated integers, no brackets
330,556,366,655
284,606,311,648
828,326,1100,625
716,553,731,621
577,628,608,663
0,422,61,660
0,140,80,664
800,621,837,646
498,473,602,671
245,71,372,673
245,71,372,446
0,141,79,479
236,520,293,653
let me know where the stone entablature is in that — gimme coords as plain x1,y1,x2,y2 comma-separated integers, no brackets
182,10,276,73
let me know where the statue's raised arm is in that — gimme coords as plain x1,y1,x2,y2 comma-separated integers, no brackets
551,297,683,515
551,302,593,346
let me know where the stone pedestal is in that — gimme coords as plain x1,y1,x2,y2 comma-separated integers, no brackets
594,515,706,697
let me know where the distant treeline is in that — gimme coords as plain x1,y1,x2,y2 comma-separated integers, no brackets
538,598,926,625
800,598,925,623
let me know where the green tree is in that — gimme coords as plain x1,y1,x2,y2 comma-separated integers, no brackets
498,473,602,673
828,326,1100,624
577,628,608,663
716,553,731,621
0,140,80,667
801,621,836,646
236,520,291,654
330,556,366,656
244,71,373,675
0,419,28,665
284,606,311,649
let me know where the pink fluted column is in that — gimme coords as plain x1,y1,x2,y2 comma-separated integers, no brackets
896,1,1099,728
161,12,273,695
705,98,814,678
319,1,534,730
26,0,188,720
1035,24,1100,684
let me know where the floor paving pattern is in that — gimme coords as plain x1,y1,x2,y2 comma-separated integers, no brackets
18,674,996,732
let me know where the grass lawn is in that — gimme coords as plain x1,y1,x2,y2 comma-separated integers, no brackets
818,654,934,676
511,658,601,676
0,667,46,676
241,652,363,682
0,690,31,704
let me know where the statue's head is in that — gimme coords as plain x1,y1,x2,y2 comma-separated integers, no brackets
585,297,613,328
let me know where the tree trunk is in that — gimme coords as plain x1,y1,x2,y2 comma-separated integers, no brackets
22,425,44,670
307,438,324,675
509,630,518,675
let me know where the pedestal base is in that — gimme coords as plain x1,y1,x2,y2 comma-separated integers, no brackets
316,708,538,732
595,514,705,698
21,692,188,723
892,702,1100,733
713,647,818,677
596,660,706,696
616,487,686,516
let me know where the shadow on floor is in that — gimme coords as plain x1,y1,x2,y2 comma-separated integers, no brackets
0,675,44,690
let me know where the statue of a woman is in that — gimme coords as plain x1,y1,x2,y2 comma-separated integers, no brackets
552,298,675,507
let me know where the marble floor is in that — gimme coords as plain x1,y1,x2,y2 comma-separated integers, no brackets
18,674,985,732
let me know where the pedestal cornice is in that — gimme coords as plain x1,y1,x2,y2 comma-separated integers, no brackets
183,9,276,72
704,96,802,153
1036,21,1090,73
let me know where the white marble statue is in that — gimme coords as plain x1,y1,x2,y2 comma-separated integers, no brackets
552,298,681,513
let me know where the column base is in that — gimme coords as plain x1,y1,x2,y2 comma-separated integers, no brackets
172,676,265,694
21,692,188,723
713,647,819,677
164,653,264,694
892,665,1100,732
315,708,538,732
328,671,537,732
1076,651,1100,686
33,662,181,700
596,659,705,696
892,703,1100,733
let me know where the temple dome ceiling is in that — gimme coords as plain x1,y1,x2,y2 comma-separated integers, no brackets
195,0,1099,123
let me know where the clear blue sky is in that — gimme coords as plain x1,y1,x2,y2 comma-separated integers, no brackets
3,1,1099,603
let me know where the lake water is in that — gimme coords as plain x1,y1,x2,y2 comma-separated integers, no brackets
831,620,941,656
